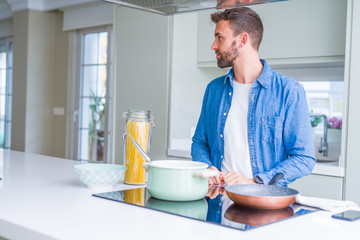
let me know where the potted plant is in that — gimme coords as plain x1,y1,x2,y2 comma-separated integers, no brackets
310,115,323,128
310,114,323,141
327,116,342,143
88,90,105,161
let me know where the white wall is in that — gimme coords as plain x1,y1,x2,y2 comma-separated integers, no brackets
11,10,28,151
25,10,56,154
112,6,171,163
11,9,58,155
0,19,12,38
169,12,226,141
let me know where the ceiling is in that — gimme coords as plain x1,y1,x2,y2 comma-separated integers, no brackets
0,0,97,20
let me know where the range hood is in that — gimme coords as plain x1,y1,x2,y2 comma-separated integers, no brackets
103,0,287,15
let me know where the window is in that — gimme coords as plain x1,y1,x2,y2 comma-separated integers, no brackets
75,27,112,162
302,81,344,145
0,37,12,149
303,81,344,119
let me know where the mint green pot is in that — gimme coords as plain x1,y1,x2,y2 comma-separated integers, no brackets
142,160,218,201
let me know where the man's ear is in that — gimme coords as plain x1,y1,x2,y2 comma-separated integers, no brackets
238,32,248,48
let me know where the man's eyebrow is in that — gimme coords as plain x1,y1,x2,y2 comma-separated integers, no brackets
215,32,222,36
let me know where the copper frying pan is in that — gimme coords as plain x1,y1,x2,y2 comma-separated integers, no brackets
225,173,299,210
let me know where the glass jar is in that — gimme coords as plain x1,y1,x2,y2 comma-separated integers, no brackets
123,110,154,185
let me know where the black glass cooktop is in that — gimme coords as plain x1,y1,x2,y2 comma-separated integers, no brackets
93,186,315,231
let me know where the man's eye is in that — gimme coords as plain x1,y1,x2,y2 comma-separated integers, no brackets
217,36,222,40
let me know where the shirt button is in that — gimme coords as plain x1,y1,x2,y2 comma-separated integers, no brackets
229,92,232,96
220,134,223,138
223,112,227,116
221,155,223,159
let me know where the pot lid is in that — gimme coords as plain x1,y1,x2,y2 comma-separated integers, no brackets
103,0,288,15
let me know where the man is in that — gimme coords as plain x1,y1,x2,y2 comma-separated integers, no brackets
191,7,315,186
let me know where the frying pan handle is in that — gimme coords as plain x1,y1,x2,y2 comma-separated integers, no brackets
194,170,219,178
268,173,285,185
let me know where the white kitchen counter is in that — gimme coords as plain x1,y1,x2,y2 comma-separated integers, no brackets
0,149,357,240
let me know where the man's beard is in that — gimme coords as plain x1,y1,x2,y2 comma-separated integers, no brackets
216,40,239,68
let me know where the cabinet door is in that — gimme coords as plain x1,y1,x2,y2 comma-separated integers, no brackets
197,0,347,66
197,10,216,65
254,0,346,60
289,174,343,200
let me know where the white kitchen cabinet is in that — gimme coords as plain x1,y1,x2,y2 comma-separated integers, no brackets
197,0,347,67
289,174,343,200
344,0,360,204
197,10,216,66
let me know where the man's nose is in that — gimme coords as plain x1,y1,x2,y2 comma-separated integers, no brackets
211,40,217,51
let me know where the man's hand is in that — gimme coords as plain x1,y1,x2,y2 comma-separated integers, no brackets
206,185,225,199
223,171,256,185
208,166,224,185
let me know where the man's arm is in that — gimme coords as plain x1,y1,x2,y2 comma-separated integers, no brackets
191,86,213,167
191,133,212,167
255,83,316,185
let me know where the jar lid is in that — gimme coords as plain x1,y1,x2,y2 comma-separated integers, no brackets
123,110,155,127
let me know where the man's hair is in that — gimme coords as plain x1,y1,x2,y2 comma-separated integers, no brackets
211,7,263,51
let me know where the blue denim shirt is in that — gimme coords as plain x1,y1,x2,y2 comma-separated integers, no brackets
191,60,316,186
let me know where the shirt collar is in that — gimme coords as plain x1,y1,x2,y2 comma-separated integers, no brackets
256,59,273,88
223,59,273,88
223,68,235,87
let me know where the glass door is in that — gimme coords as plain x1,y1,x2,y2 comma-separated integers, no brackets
0,37,13,149
74,27,112,162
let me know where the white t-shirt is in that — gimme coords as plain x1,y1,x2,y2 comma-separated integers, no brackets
222,81,253,179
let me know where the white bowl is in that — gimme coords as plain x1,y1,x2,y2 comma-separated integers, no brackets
73,163,127,189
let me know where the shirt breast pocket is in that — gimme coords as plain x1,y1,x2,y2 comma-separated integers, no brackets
262,116,283,145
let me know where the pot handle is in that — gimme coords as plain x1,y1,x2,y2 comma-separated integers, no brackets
142,162,150,171
194,170,219,178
